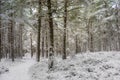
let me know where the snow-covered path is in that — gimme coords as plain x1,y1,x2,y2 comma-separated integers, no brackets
0,59,35,80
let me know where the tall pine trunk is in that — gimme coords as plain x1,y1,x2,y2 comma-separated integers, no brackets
63,0,67,59
75,35,78,54
90,33,94,52
18,24,23,58
37,0,42,62
47,0,54,69
115,5,120,51
87,19,90,52
46,28,48,58
30,33,33,58
10,12,14,62
0,0,2,61
42,28,45,57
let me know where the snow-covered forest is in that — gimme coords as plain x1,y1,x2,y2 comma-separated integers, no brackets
0,0,120,80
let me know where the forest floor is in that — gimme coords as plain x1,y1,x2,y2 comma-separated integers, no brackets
30,51,120,80
0,54,35,80
1,52,120,80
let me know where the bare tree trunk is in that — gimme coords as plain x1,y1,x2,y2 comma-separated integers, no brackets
30,33,33,58
37,0,42,62
90,33,94,52
18,24,23,58
75,35,79,54
42,28,45,57
62,0,67,59
0,0,2,61
10,14,14,62
87,19,90,52
115,5,120,51
103,1,109,51
46,27,48,58
8,24,11,58
47,0,54,69
20,24,23,57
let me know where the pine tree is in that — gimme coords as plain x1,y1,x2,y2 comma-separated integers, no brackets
47,0,54,69
37,0,42,62
62,0,67,59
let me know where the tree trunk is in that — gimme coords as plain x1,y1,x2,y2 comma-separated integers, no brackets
42,30,45,57
30,33,33,58
47,0,54,69
46,27,48,58
90,33,94,52
62,0,67,59
10,13,14,62
20,24,23,57
75,35,78,54
18,24,23,58
37,0,42,62
115,5,120,51
87,19,90,52
0,0,2,61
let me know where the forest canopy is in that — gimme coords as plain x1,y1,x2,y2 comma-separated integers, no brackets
0,0,120,61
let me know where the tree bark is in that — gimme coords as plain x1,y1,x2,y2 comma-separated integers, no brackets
46,27,48,58
63,0,67,59
75,35,78,54
10,12,14,62
30,33,33,58
0,0,2,61
87,19,90,52
47,0,54,53
47,0,54,69
42,29,45,57
90,33,94,52
37,0,42,62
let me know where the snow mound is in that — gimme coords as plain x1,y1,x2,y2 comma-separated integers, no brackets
29,52,120,80
0,66,9,74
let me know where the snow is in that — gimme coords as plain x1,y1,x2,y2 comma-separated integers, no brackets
88,8,107,18
1,52,120,80
102,15,116,23
0,66,9,74
0,54,35,80
29,52,120,80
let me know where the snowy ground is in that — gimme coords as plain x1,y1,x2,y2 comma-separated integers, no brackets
1,52,120,80
29,52,120,80
0,54,35,80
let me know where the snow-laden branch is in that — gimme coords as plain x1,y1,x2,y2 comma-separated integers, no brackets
88,8,107,19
